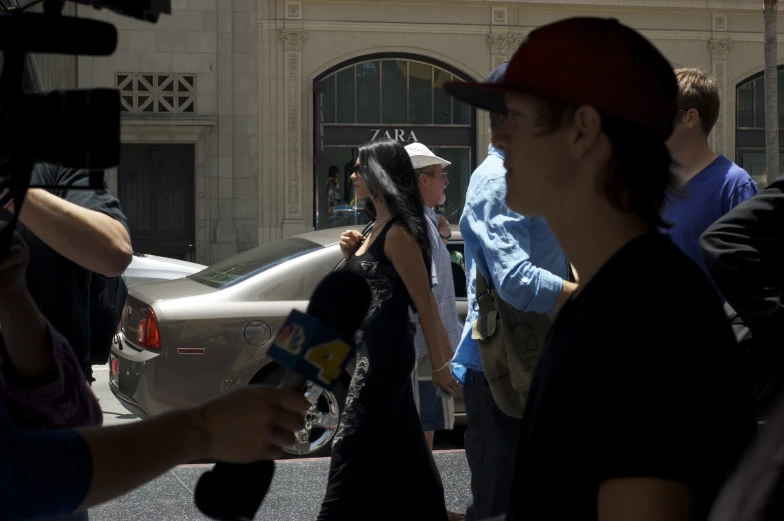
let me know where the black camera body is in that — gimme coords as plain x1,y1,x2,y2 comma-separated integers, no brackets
0,0,170,251
0,0,171,173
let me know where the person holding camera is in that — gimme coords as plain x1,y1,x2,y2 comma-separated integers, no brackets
13,164,133,382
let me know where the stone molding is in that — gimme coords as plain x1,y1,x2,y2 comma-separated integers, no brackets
492,6,508,25
281,30,307,51
709,39,732,60
291,0,775,14
488,33,526,71
709,39,731,156
713,13,728,31
264,21,774,45
281,30,307,221
488,34,522,54
285,1,303,19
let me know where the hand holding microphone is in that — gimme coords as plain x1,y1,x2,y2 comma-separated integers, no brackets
194,387,309,464
194,271,372,521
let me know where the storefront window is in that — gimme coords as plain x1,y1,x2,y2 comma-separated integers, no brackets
357,62,380,124
734,67,784,189
314,56,476,230
336,68,355,123
735,149,782,189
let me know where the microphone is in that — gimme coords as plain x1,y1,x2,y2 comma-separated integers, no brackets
194,271,371,521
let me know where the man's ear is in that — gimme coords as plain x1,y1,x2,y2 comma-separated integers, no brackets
685,108,700,130
571,105,603,158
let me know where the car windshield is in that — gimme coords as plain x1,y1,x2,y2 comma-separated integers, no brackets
188,237,323,289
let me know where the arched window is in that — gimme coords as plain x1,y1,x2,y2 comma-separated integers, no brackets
735,68,784,188
313,55,476,230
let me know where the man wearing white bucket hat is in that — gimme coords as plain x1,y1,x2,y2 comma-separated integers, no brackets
405,142,465,521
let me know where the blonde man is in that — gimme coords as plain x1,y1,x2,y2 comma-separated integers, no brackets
663,67,758,299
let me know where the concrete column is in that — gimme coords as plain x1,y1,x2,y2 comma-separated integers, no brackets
211,0,239,262
231,0,260,253
280,30,308,238
709,39,731,157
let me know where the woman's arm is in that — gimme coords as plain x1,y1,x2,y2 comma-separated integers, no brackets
386,224,459,394
0,234,55,381
1,321,102,431
0,232,101,430
2,386,308,520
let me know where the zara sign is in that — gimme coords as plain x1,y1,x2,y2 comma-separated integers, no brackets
370,128,419,142
322,125,470,147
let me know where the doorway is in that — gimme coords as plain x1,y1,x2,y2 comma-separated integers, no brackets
118,143,196,260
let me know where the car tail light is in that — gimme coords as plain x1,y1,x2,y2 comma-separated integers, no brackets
136,307,161,350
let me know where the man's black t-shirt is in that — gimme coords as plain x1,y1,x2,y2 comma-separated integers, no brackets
18,164,128,374
506,233,757,521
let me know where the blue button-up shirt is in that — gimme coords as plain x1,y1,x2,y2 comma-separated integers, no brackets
410,205,464,360
451,145,569,385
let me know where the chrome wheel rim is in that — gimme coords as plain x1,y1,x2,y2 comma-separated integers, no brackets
284,382,340,455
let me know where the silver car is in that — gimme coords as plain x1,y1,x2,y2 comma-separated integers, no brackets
124,253,207,288
109,227,469,458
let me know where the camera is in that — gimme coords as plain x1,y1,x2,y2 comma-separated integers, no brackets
0,0,171,252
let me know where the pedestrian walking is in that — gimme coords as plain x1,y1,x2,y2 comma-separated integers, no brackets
663,67,758,298
405,142,465,521
446,16,756,521
317,138,458,521
448,61,572,521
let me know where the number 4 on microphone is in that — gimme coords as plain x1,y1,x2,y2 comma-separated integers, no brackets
304,340,352,386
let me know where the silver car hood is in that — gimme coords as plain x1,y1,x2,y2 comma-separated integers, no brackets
128,277,216,305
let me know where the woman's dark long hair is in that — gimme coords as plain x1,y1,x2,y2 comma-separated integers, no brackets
357,138,432,279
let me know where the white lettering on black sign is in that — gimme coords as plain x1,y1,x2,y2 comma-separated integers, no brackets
370,129,418,143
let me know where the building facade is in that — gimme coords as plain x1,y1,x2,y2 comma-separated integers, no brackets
66,0,784,264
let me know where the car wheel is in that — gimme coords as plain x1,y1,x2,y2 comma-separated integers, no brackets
250,364,349,459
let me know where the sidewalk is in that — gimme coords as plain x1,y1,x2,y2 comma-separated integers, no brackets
88,450,471,520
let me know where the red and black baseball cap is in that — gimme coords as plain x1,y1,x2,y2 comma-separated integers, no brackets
444,17,678,140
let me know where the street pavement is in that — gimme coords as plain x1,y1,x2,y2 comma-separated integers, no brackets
88,364,472,520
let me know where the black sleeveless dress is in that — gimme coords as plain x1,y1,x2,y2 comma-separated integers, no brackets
317,219,449,521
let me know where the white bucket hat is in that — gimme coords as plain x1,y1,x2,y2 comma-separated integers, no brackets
404,142,451,170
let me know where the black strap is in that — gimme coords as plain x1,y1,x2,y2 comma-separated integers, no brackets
332,221,375,272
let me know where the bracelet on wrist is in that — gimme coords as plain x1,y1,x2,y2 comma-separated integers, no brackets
433,360,451,373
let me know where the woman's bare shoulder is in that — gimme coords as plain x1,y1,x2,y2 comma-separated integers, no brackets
386,222,415,244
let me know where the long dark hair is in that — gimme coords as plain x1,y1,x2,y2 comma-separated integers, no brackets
357,138,432,279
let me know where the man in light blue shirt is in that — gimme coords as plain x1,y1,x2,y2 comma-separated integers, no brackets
452,62,574,521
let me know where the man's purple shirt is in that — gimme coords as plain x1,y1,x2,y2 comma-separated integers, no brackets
663,154,758,299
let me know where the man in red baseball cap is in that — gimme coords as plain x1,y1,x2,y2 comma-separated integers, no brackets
446,17,756,521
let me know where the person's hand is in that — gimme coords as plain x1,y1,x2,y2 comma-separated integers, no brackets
554,280,579,312
0,231,29,304
339,230,364,260
433,365,459,395
194,386,309,463
437,214,451,243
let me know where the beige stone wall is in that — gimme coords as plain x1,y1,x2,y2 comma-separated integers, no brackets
259,1,784,241
76,0,259,264
53,0,784,258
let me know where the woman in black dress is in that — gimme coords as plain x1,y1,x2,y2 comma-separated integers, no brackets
317,138,460,521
